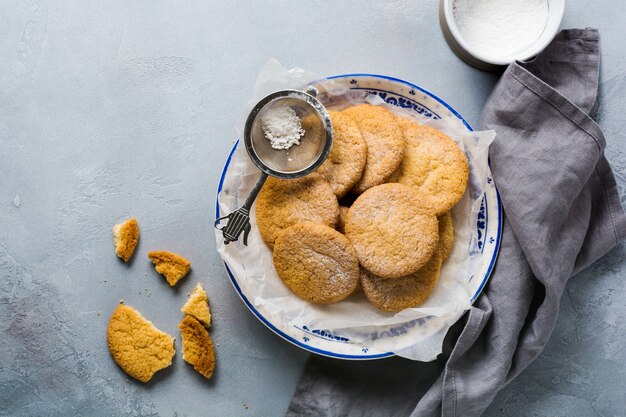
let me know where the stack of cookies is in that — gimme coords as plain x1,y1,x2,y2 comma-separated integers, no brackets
256,104,468,313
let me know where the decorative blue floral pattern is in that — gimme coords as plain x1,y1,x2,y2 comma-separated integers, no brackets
477,195,487,252
299,325,350,343
362,89,440,119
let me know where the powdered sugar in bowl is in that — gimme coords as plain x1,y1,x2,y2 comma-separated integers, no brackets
439,0,564,70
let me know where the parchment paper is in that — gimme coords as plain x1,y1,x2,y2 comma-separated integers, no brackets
216,59,495,360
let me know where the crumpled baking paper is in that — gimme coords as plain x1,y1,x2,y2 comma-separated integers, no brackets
216,59,495,361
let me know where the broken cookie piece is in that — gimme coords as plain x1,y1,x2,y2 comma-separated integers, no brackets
178,315,216,379
181,283,211,328
107,303,175,382
113,218,139,262
148,251,191,286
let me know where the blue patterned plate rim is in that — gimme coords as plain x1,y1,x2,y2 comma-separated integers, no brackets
216,73,503,360
326,73,473,132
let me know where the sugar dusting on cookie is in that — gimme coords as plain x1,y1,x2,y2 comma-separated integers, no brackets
261,106,305,150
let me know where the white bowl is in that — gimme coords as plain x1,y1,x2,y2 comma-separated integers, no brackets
439,0,564,70
216,74,503,360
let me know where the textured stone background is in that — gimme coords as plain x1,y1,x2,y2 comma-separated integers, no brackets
1,1,624,416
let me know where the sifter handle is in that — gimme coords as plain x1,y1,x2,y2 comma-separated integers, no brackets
242,172,269,211
215,172,269,246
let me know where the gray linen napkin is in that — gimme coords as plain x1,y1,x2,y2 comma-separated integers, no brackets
286,29,626,417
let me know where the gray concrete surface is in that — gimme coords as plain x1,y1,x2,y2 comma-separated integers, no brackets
1,1,624,416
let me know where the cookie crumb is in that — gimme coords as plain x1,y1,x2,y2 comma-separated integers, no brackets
148,251,191,286
178,315,216,379
113,218,139,262
107,304,175,382
181,283,211,327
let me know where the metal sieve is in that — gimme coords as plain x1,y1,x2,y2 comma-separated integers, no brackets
215,87,333,245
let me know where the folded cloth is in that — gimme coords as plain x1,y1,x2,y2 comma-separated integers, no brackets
286,29,626,417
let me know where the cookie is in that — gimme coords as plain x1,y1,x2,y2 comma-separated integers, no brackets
316,110,367,197
438,212,454,262
345,183,439,278
178,315,216,379
107,304,175,382
341,105,404,194
337,206,350,234
273,222,359,304
361,249,443,312
113,217,139,262
148,251,191,286
256,173,339,249
391,118,469,215
181,283,211,328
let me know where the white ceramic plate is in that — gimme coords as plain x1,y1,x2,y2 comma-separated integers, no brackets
216,74,502,359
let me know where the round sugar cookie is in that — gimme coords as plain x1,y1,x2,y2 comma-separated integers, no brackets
317,110,367,198
361,248,443,312
438,212,454,262
391,118,469,215
345,183,439,278
341,105,404,194
256,173,339,249
273,222,359,304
